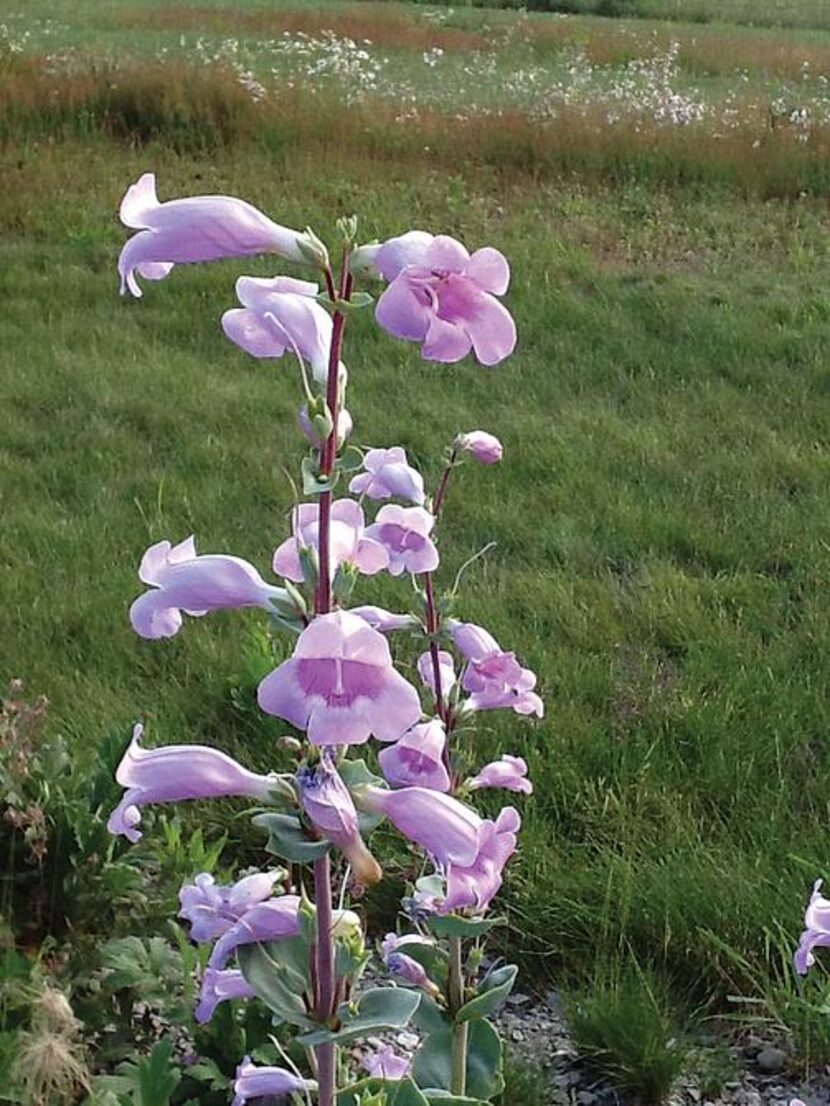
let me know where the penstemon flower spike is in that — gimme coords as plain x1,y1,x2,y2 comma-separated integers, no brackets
110,175,538,1106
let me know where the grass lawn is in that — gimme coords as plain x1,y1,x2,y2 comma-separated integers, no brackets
3,0,830,1083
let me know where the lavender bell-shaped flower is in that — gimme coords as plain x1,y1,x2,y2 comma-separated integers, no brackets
363,1046,412,1081
380,933,440,996
378,720,450,793
455,430,503,465
195,968,255,1024
273,500,388,585
107,724,277,842
452,621,543,718
207,895,302,971
467,754,533,795
374,232,516,366
296,757,382,885
179,870,281,942
257,610,423,746
232,1057,315,1106
364,505,439,577
118,173,307,298
130,536,290,640
349,446,426,506
795,879,830,974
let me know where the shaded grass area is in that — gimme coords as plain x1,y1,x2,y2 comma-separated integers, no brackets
3,136,830,1031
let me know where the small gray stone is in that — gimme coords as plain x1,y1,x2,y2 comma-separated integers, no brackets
756,1047,787,1074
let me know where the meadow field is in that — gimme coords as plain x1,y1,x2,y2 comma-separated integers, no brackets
3,0,830,1101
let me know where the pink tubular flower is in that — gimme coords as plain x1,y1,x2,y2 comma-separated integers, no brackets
364,505,439,577
118,173,306,298
363,1046,411,1082
195,968,255,1024
130,537,288,640
222,275,341,385
452,622,543,718
179,871,281,942
232,1057,314,1106
272,500,388,584
107,724,275,843
375,232,516,366
442,807,520,915
360,786,520,915
257,611,423,746
296,758,381,885
468,755,533,795
417,650,457,698
348,447,425,506
795,879,830,975
455,430,503,465
378,720,450,792
208,895,301,971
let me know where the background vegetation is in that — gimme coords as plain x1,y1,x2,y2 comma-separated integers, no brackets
2,0,830,1100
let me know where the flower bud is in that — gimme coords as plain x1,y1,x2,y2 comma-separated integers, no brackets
454,430,503,465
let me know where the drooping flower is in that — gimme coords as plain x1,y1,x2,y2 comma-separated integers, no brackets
795,879,830,975
222,275,341,385
130,537,289,640
350,605,419,633
272,500,388,585
232,1056,314,1106
379,934,439,995
442,807,520,915
179,871,281,942
455,430,503,465
375,232,516,366
257,611,423,746
417,650,457,698
467,755,533,795
378,720,450,792
296,757,381,885
208,896,301,971
107,724,276,842
452,622,543,718
348,447,425,506
194,968,255,1024
118,173,306,298
359,786,519,915
362,1046,411,1082
364,505,439,577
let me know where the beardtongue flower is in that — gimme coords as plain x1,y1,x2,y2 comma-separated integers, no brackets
130,536,289,640
375,232,516,366
380,933,440,996
207,895,302,971
222,275,343,386
364,505,439,576
194,968,255,1024
257,610,423,746
272,500,388,584
118,173,306,298
467,754,533,795
362,1046,411,1082
358,786,519,915
179,871,281,942
232,1056,315,1106
441,807,520,915
348,447,425,506
455,430,503,465
417,649,457,698
378,719,450,792
452,622,543,718
296,757,382,885
107,724,276,843
795,879,830,974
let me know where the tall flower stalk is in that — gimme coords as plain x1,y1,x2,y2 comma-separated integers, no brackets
110,175,538,1106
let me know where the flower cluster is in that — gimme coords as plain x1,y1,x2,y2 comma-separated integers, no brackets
109,172,537,1105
